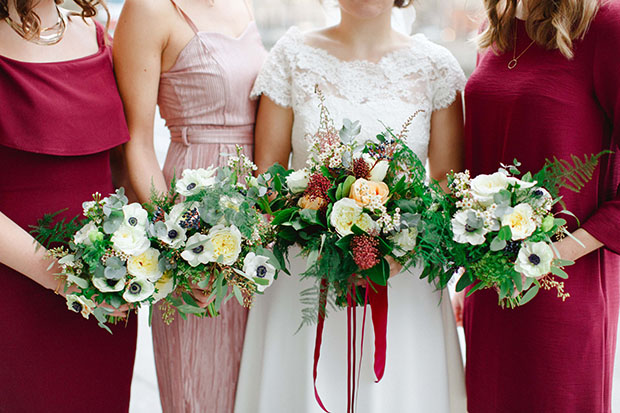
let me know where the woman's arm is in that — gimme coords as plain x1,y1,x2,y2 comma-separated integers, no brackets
0,211,61,292
254,96,294,174
427,94,465,191
113,0,169,203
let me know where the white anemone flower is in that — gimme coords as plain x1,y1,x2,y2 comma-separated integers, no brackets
242,252,276,292
158,220,187,249
176,167,217,196
92,276,126,293
122,203,149,230
515,241,554,279
66,294,96,319
122,277,155,303
181,233,212,267
451,210,488,245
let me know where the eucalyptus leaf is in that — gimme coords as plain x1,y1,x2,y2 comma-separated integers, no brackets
490,236,507,251
518,284,540,306
550,266,569,279
233,284,244,305
67,274,89,289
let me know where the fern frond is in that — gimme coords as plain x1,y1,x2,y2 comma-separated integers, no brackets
535,151,612,200
296,283,338,333
29,209,83,249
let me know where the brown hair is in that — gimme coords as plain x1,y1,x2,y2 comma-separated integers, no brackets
0,0,109,40
394,0,413,8
478,0,600,59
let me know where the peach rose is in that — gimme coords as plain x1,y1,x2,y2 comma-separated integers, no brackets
298,195,328,210
349,178,389,207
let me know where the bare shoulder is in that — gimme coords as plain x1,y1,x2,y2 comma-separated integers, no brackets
119,0,176,26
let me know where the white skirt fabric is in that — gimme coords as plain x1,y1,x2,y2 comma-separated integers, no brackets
235,250,467,413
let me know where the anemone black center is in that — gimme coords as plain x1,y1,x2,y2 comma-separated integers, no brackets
192,245,204,254
128,217,138,226
256,265,267,278
465,224,477,233
106,279,117,287
187,183,197,190
533,189,543,197
71,302,83,312
130,283,142,294
528,254,541,265
168,229,178,239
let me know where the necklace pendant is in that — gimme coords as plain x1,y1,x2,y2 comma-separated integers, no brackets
507,59,518,70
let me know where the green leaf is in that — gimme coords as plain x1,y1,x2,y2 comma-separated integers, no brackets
233,284,244,305
498,225,513,241
550,266,569,279
299,208,323,227
182,292,199,307
510,270,523,292
465,281,484,297
341,175,356,198
553,258,575,267
67,274,89,289
351,224,365,235
518,284,540,306
456,272,473,292
175,304,206,315
364,258,389,286
490,236,506,251
335,234,354,251
271,208,298,226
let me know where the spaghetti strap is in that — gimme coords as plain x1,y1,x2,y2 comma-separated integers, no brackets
242,0,254,19
170,0,199,34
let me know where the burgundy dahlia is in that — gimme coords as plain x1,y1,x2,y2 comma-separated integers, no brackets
351,235,380,271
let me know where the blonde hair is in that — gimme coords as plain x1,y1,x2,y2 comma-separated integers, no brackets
478,0,600,59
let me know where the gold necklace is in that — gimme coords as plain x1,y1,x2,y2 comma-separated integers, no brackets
507,22,536,70
5,6,67,46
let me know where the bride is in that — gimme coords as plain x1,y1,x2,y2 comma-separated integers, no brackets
236,0,467,411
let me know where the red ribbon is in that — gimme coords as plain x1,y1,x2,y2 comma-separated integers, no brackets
313,279,330,412
313,279,389,412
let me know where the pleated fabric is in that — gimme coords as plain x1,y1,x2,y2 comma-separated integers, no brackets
150,8,267,413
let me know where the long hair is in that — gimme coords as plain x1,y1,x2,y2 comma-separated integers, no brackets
478,0,600,59
0,0,109,40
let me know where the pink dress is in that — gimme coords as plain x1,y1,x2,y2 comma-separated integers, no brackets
151,3,266,412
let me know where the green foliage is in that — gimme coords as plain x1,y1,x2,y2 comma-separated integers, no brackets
29,209,84,249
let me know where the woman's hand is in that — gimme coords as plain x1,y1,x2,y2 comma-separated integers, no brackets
452,289,465,327
386,256,403,278
99,303,132,318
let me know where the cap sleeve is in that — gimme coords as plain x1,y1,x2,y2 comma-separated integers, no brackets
428,44,467,112
580,2,620,254
250,28,299,108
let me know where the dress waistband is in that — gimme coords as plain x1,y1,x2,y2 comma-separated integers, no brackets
169,125,254,147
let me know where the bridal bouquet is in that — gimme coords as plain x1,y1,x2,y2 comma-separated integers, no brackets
148,148,280,323
266,103,436,321
447,154,608,307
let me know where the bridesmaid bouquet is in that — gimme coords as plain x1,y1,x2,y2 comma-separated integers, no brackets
36,188,174,332
148,148,281,323
446,154,609,307
33,148,281,330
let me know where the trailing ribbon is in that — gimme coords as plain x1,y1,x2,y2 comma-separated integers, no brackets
313,279,389,412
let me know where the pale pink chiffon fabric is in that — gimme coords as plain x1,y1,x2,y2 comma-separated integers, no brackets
151,11,266,412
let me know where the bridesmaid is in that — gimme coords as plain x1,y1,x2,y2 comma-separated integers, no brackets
0,0,137,411
461,0,620,412
113,0,266,411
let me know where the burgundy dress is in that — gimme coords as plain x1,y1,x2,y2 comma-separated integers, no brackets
463,3,620,412
0,24,137,411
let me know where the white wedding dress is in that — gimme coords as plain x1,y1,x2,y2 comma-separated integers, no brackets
235,27,467,413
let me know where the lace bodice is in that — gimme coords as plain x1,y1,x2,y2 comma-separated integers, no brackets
251,27,466,170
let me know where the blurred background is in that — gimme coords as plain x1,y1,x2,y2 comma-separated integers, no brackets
81,1,620,412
